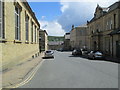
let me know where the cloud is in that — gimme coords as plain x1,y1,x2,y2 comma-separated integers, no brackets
41,16,46,20
58,0,118,32
38,0,118,36
39,20,66,36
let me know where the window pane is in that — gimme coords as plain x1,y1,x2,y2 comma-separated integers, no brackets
0,23,1,37
15,7,18,14
17,15,19,27
26,15,29,41
31,22,33,42
0,1,1,19
15,14,17,27
15,6,20,40
15,27,17,39
35,27,36,42
0,1,2,38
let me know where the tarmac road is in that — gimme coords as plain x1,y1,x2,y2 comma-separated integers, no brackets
20,51,118,88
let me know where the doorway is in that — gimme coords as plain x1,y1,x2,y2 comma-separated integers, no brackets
116,41,120,58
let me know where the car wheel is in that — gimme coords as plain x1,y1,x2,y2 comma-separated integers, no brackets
92,56,95,60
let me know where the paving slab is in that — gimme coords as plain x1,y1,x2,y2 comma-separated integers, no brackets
1,53,44,88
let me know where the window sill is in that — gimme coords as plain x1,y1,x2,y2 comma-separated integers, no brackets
0,38,7,43
25,41,29,44
14,40,22,43
31,42,34,44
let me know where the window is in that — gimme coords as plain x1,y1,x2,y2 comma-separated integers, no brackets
31,21,33,42
0,1,4,39
37,29,39,43
114,14,116,29
0,0,2,38
106,18,112,30
25,15,29,41
35,26,36,43
106,20,109,30
15,6,21,40
110,19,112,29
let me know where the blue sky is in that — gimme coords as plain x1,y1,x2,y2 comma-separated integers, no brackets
29,2,62,21
28,0,118,36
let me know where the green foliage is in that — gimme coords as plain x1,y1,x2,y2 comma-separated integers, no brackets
48,36,64,41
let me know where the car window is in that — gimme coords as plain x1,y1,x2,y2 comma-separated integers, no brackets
93,51,96,53
73,50,77,52
46,51,51,53
90,51,93,53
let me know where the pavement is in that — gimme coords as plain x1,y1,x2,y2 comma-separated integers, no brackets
1,51,119,88
1,52,44,88
105,56,120,64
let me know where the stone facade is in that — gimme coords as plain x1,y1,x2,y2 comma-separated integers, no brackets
48,41,63,50
87,1,120,58
0,0,40,71
70,25,90,50
39,30,48,52
63,33,71,51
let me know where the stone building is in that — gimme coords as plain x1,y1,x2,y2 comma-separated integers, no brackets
70,25,90,50
39,30,48,52
87,1,120,58
63,33,71,51
0,0,40,71
48,41,64,50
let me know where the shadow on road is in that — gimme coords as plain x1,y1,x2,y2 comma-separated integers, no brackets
89,59,120,64
69,55,120,64
42,57,54,59
69,55,82,57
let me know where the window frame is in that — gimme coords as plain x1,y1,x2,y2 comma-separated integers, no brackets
25,14,29,41
110,19,112,29
31,21,33,43
15,6,21,40
35,26,36,43
0,1,5,39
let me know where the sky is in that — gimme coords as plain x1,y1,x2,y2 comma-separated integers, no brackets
28,0,119,36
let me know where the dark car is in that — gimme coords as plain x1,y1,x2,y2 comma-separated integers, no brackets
88,51,105,60
72,49,82,56
57,48,64,52
81,48,88,55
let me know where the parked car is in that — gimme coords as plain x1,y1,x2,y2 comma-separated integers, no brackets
57,48,63,52
72,49,82,56
81,48,88,55
44,50,54,58
87,51,105,59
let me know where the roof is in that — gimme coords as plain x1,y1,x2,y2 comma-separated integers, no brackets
78,24,87,27
65,33,70,35
39,29,48,35
88,1,120,24
22,1,40,27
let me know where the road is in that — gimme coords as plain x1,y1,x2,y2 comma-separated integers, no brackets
20,51,118,88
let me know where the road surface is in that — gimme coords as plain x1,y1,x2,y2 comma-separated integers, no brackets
20,51,118,88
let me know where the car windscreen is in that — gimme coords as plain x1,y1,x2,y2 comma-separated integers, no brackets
46,51,52,53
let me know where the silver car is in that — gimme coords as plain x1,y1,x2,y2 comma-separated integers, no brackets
88,51,104,59
44,50,54,58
